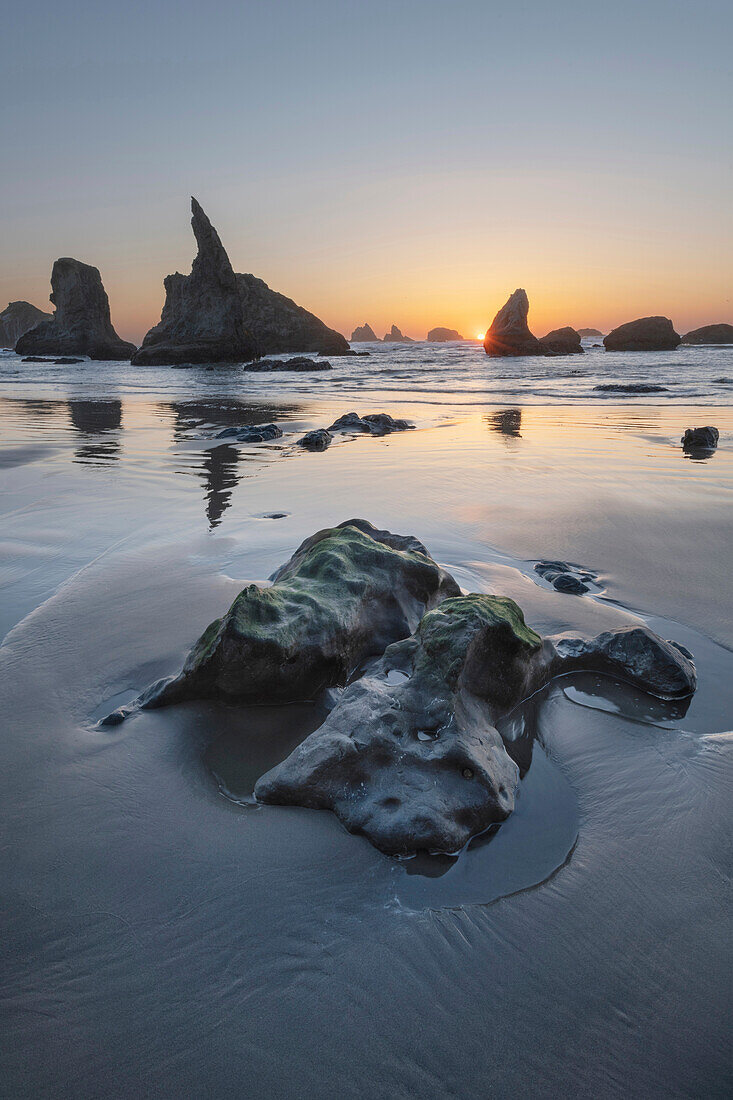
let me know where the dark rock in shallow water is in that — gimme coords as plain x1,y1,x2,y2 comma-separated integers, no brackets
327,411,414,436
681,324,733,345
256,598,697,855
383,325,414,343
132,198,257,366
350,323,379,342
216,423,282,443
243,357,330,372
539,327,584,356
129,520,460,711
15,259,136,361
297,428,332,451
681,426,719,453
603,316,680,351
534,561,590,595
483,289,543,357
236,273,349,356
427,327,463,342
594,383,669,394
0,301,52,348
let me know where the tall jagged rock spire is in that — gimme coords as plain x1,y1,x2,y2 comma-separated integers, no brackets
483,289,542,357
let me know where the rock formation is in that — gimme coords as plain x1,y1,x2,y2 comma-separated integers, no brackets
681,324,733,345
132,198,257,366
327,411,414,436
539,327,584,356
577,328,603,338
350,323,379,342
297,428,333,451
236,273,350,356
681,426,719,453
15,260,136,361
255,593,696,855
0,301,52,348
427,327,463,341
483,289,543,357
383,325,414,343
603,317,681,351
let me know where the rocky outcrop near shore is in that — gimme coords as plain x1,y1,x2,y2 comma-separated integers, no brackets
132,199,257,366
427,327,463,341
603,316,681,351
383,325,414,343
236,273,350,356
681,324,733,345
0,301,52,348
350,323,379,342
483,289,543,356
539,326,584,355
15,260,136,361
681,426,719,454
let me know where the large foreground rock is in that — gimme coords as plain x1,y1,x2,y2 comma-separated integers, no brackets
383,325,414,343
256,596,696,855
124,520,460,711
236,273,349,356
539,327,584,356
132,199,257,366
603,316,681,351
350,323,379,342
681,324,733,345
15,260,135,361
483,289,543,357
0,301,52,348
428,327,463,341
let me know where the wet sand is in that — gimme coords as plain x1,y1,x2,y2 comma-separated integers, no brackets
0,374,731,1097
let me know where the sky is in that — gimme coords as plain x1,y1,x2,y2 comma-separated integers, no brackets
1,0,731,344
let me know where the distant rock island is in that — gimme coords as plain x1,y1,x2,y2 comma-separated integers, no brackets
350,323,379,342
383,325,414,343
134,198,349,365
15,259,136,361
681,324,733,345
0,301,52,349
427,327,463,341
603,317,680,351
577,328,603,338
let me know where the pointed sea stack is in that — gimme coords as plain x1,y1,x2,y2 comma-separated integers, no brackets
383,325,413,343
0,301,52,348
603,317,680,351
132,198,257,366
350,323,379,342
539,327,584,355
681,324,733,345
15,260,135,361
483,289,542,356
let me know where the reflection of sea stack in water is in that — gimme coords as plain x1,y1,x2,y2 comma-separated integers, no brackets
483,290,542,357
68,399,123,464
681,324,733,345
486,408,522,437
350,323,379,342
427,327,463,342
15,260,136,361
539,327,584,355
0,302,52,348
383,325,414,343
603,316,681,351
202,444,240,527
132,199,258,366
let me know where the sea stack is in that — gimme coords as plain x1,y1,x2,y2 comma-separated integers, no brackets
539,327,584,355
235,274,350,356
350,323,379,342
603,317,681,351
383,325,413,343
15,260,136,361
577,328,603,338
132,198,257,366
483,289,542,356
0,302,52,349
427,327,463,341
681,324,733,345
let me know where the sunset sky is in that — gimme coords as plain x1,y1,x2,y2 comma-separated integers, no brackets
2,0,731,343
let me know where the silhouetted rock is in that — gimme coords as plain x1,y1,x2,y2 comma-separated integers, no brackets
350,323,379,342
427,327,463,341
297,428,333,451
216,423,282,442
242,357,330,372
236,273,349,356
681,426,719,453
483,289,542,357
681,324,733,345
15,260,136,361
383,325,414,343
0,301,52,348
539,327,584,356
594,383,668,394
132,198,257,366
327,411,414,436
577,328,603,338
603,317,680,351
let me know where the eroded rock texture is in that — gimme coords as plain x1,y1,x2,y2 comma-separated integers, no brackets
483,289,543,357
236,274,349,356
0,301,52,348
681,324,733,345
603,317,681,351
539,327,584,356
15,260,135,361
